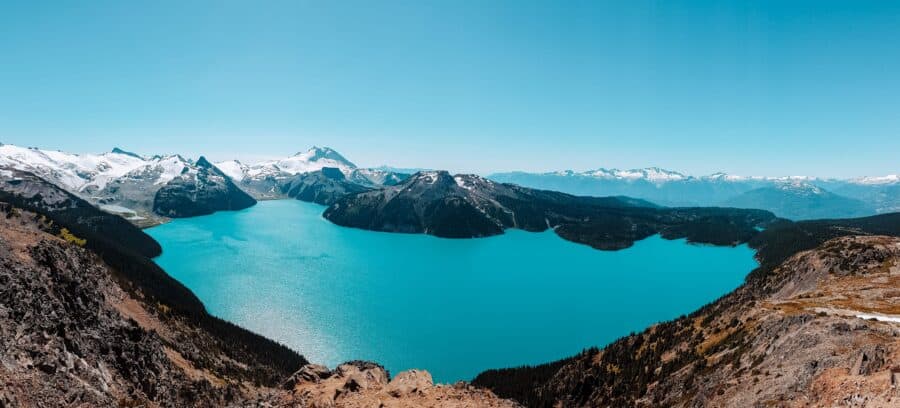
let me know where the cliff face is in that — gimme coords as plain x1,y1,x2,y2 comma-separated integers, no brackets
475,235,900,407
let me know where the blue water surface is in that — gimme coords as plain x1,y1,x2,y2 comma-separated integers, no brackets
147,200,757,382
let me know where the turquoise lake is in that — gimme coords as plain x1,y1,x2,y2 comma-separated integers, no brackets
147,200,758,382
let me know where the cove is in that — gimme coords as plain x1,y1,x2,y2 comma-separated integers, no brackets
147,199,758,383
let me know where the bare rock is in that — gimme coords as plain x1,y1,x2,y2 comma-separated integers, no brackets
385,369,434,397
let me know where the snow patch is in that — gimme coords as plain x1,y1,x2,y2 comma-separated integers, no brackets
855,313,900,324
851,175,900,185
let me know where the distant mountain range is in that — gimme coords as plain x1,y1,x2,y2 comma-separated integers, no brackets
324,170,775,249
0,144,407,225
489,168,899,220
0,144,257,225
2,142,897,224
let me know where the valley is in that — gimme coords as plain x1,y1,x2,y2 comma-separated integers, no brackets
147,199,759,383
2,144,900,407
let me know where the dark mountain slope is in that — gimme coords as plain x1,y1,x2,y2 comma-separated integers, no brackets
324,171,776,248
281,167,372,206
153,157,257,217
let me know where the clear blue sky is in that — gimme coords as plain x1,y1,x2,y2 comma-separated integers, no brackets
1,1,898,177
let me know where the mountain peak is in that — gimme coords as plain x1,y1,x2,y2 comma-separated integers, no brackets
291,146,356,168
196,156,213,168
110,147,144,160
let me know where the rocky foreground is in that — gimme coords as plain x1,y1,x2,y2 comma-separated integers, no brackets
0,203,517,407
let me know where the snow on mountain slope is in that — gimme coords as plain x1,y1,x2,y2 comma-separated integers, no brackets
772,180,825,196
574,167,689,182
268,146,356,174
213,146,356,184
0,144,148,191
215,159,248,182
851,174,900,185
214,146,409,198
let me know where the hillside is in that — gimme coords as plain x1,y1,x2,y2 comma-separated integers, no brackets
152,157,257,218
0,169,518,407
473,213,900,407
723,182,873,220
280,167,372,206
324,171,775,249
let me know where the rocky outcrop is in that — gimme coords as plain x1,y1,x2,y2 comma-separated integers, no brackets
153,157,256,218
474,235,900,407
281,167,372,206
324,170,775,248
279,362,520,407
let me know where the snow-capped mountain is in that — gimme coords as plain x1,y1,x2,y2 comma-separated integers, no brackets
0,143,408,220
578,167,689,183
215,146,408,198
850,174,900,185
3,142,894,222
216,146,356,183
0,143,256,224
0,144,149,192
